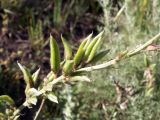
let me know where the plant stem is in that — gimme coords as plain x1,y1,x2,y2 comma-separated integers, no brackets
77,58,119,72
12,101,28,119
33,98,45,120
33,76,65,119
77,32,160,72
127,32,160,57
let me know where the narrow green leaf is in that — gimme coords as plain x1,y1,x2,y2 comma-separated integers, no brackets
84,31,104,60
89,49,110,64
84,33,93,49
73,39,87,66
87,37,103,63
61,35,72,60
50,35,61,73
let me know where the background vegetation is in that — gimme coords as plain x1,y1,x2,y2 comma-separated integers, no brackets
0,0,160,119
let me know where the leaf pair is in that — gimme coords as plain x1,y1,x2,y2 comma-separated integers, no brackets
84,31,104,63
50,32,108,75
73,33,93,67
73,31,107,67
61,35,75,75
50,35,73,75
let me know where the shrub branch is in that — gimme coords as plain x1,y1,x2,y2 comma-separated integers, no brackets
12,32,160,119
77,32,160,72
